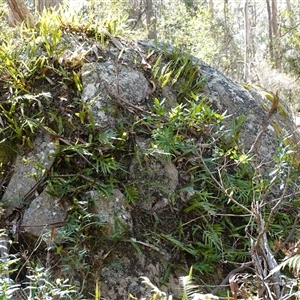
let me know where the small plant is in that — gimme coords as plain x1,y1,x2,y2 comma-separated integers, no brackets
151,48,207,101
24,264,81,300
138,267,219,300
0,231,20,300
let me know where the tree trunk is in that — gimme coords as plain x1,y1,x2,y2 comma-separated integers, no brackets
285,0,294,25
35,0,61,12
6,0,34,27
271,0,279,39
6,0,61,27
208,0,214,18
266,0,273,61
244,0,250,81
271,0,280,69
145,0,157,40
223,0,230,71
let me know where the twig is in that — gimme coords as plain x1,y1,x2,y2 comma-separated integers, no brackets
263,167,291,237
107,87,156,117
197,149,253,215
59,136,95,168
248,91,279,154
211,261,253,294
274,214,299,256
15,232,45,283
252,202,282,299
41,125,96,170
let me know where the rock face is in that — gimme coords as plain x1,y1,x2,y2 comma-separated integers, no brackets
1,38,299,299
2,132,57,216
21,188,67,238
87,189,133,235
129,137,178,211
200,64,297,159
81,61,151,127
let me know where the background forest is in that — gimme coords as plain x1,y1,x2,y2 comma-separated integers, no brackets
3,0,300,110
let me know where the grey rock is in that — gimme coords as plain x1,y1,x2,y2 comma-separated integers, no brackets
202,65,298,159
129,137,178,211
2,132,57,215
100,242,174,300
2,38,300,299
140,40,299,163
87,189,132,234
81,61,151,127
21,189,67,238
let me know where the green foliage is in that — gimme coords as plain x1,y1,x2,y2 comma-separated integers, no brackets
0,232,20,299
276,254,300,276
152,49,207,101
153,1,219,63
0,230,82,300
24,264,80,300
0,4,136,298
122,183,139,205
145,95,224,160
137,77,300,295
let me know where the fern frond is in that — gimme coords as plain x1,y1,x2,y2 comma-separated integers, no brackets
180,268,198,300
179,267,219,300
280,254,300,275
179,274,197,300
268,254,300,278
140,277,167,300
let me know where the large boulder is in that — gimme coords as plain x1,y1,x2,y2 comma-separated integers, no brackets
1,36,299,299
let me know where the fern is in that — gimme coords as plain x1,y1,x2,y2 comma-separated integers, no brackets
277,254,300,276
122,183,138,205
179,267,219,300
180,267,199,300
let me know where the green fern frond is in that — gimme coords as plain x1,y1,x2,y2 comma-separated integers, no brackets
280,254,300,275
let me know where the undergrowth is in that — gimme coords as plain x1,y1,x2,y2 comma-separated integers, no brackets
0,3,299,300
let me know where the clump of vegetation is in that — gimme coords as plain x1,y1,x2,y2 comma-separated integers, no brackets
0,3,300,300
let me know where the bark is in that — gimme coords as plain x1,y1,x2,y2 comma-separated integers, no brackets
145,0,157,40
6,0,34,27
266,0,274,61
6,0,61,27
35,0,61,12
271,0,281,69
209,0,214,18
271,0,279,39
223,0,230,70
244,0,250,81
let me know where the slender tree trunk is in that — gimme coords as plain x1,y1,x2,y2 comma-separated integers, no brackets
271,0,280,69
6,0,61,27
145,0,157,39
244,0,250,81
223,0,230,70
209,0,214,18
286,0,294,24
249,2,257,61
6,0,34,27
266,0,273,61
271,0,278,39
35,0,61,12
